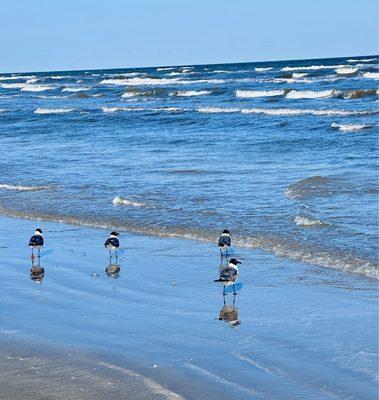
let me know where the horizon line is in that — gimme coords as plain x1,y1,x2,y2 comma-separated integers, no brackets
1,53,377,75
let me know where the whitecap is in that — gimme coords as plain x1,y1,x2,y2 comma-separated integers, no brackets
254,67,273,72
285,89,336,99
347,58,377,63
156,67,175,71
62,87,90,92
100,77,224,86
34,108,74,114
363,72,379,79
282,64,347,71
0,184,57,191
21,84,54,92
335,67,359,75
0,75,35,81
0,83,27,89
294,216,328,227
197,107,240,113
112,196,146,207
331,122,374,132
174,90,211,97
292,72,308,78
235,89,284,98
50,75,66,79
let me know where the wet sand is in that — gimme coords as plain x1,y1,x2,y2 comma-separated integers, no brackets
0,215,378,399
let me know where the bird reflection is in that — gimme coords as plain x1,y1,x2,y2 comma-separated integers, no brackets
105,263,121,278
219,293,241,329
29,260,45,284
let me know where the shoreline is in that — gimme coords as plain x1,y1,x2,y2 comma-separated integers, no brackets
0,215,378,399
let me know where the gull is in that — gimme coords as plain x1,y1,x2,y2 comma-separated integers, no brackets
104,231,120,261
28,228,44,261
214,258,241,295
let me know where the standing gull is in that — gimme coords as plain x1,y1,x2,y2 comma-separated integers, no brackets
104,231,120,261
28,228,44,262
218,229,231,258
214,258,241,295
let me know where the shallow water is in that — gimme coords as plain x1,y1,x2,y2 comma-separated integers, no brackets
0,56,378,277
0,216,378,399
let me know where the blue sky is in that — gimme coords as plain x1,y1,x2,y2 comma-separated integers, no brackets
1,0,377,72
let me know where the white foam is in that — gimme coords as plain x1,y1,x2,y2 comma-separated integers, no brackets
0,108,6,112
26,78,38,84
197,106,373,116
156,67,175,71
121,91,140,98
335,67,358,75
286,89,336,99
174,90,211,97
0,83,27,89
50,75,66,79
331,122,374,132
21,84,54,92
347,58,377,62
112,196,146,207
100,77,224,86
197,107,240,113
62,87,90,92
102,106,145,113
292,72,308,78
0,184,56,191
254,67,273,72
363,72,379,79
0,75,35,81
282,64,347,71
34,108,74,114
235,89,284,98
294,216,327,227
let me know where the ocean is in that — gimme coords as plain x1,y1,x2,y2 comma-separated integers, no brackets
0,55,378,278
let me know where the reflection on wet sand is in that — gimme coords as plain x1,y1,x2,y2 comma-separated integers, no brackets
30,261,45,284
105,263,121,278
219,294,241,329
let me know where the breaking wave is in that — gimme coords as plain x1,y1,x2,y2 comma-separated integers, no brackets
34,108,75,114
331,122,374,132
282,64,347,71
342,89,378,99
347,58,377,63
294,215,328,227
172,90,211,97
62,87,90,92
0,75,35,81
235,89,285,98
335,67,359,75
0,184,57,191
112,196,146,207
197,106,376,116
255,67,273,72
363,72,379,79
21,84,55,92
286,89,335,99
100,77,224,86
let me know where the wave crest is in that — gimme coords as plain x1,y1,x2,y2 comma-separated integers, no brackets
112,196,146,207
331,122,374,132
0,184,57,191
34,108,75,114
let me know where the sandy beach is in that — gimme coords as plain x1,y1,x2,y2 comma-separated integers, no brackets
0,215,377,399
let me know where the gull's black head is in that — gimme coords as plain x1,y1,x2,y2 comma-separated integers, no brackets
229,258,241,265
110,231,119,236
36,228,43,234
222,229,230,234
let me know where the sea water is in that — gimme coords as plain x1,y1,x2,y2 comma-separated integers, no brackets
0,56,378,278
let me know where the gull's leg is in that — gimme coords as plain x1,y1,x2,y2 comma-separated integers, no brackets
31,248,35,262
233,284,236,295
115,251,118,263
